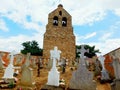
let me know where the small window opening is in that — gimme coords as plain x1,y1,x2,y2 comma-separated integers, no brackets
59,11,62,16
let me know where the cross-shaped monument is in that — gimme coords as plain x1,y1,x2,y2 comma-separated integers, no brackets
50,46,61,70
47,46,61,86
69,45,96,90
77,45,89,64
3,51,16,78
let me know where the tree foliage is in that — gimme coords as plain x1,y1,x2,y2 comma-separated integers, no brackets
76,44,101,58
21,40,43,56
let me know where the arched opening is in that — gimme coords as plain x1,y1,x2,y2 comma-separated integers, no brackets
62,17,67,27
53,16,58,26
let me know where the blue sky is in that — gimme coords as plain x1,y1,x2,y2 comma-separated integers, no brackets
0,0,120,55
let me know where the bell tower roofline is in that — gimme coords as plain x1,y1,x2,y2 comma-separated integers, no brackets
58,4,63,8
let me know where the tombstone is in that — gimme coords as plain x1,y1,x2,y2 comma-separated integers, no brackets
0,53,4,70
94,59,102,77
3,51,16,79
20,53,32,85
61,58,66,73
98,55,110,80
18,52,36,89
20,65,34,86
15,54,23,65
37,58,41,77
31,57,37,68
111,52,120,90
47,46,61,86
24,53,31,67
69,45,96,90
112,52,120,80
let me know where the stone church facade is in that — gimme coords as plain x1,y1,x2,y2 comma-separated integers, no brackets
43,4,76,60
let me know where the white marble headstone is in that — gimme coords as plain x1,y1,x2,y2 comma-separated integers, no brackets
47,46,61,86
3,51,16,78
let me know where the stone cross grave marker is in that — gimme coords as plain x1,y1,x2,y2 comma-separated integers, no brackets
47,46,61,86
69,45,96,90
50,46,61,69
3,51,16,78
98,55,110,80
77,45,89,64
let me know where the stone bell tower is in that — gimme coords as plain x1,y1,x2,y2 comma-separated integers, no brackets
43,4,76,60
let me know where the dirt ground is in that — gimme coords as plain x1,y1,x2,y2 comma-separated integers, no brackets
33,66,111,90
0,65,111,90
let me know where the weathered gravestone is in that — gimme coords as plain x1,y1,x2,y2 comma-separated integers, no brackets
30,57,37,68
1,51,16,89
94,58,102,78
47,46,61,86
98,55,110,80
0,53,4,70
69,45,96,90
15,54,23,65
60,58,66,73
18,53,36,89
111,52,120,90
21,65,34,86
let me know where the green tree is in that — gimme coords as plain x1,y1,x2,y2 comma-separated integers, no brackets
21,40,43,56
76,44,100,58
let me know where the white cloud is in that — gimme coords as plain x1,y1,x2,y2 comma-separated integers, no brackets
0,0,120,27
0,32,44,53
89,38,120,55
75,32,96,44
0,0,120,54
99,21,120,41
99,32,113,41
84,32,96,39
115,8,120,16
62,0,120,25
